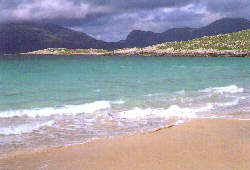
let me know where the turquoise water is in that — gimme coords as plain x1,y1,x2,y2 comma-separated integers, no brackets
0,55,249,153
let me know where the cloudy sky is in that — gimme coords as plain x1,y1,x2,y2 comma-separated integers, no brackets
1,0,250,41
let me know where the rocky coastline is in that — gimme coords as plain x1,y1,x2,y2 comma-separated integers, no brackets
20,47,249,57
112,47,249,57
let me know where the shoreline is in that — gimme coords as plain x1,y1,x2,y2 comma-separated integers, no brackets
17,48,250,57
0,122,181,159
1,118,249,170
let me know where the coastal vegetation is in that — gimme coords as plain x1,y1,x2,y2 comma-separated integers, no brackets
22,29,250,57
157,29,249,51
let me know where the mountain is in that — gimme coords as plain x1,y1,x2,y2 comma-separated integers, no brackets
21,29,250,57
0,18,249,54
0,22,122,54
123,18,250,47
124,30,161,47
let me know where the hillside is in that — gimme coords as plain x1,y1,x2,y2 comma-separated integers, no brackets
23,29,250,57
0,18,250,54
113,29,250,57
123,18,250,47
0,22,122,54
156,29,250,51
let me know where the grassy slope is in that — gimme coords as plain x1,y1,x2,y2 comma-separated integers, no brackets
155,29,250,51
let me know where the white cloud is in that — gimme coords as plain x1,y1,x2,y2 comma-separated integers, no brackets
161,7,176,13
0,0,110,22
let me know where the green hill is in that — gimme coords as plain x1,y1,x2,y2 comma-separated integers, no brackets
156,29,249,51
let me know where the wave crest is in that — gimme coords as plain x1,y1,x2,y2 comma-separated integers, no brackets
118,103,213,120
200,85,244,94
0,121,54,135
0,101,111,118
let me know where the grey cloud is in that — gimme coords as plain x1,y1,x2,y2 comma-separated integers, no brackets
201,0,250,12
0,0,190,10
73,7,208,42
0,0,249,41
87,0,191,10
1,0,249,22
200,0,250,20
0,0,194,20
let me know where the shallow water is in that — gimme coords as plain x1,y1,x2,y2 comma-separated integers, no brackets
0,55,249,153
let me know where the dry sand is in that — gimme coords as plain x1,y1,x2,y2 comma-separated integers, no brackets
0,118,249,170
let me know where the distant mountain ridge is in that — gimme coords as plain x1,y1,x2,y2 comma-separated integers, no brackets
0,18,250,54
123,18,250,47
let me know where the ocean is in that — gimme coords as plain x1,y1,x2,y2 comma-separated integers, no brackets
0,55,249,154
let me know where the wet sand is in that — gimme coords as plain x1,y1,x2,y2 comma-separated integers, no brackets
0,118,249,170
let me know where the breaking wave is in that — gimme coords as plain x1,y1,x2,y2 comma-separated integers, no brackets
200,85,244,94
118,103,213,120
0,101,111,118
0,120,54,135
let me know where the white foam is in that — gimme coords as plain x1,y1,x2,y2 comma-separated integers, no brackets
0,120,54,135
112,100,125,105
144,94,153,97
94,89,101,92
175,90,185,95
0,101,111,118
200,85,244,94
215,98,240,107
174,120,185,125
118,104,213,120
144,93,162,97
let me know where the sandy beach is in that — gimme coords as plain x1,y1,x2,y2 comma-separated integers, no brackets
0,118,249,170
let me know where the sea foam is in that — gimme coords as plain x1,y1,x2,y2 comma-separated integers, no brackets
0,101,111,118
0,120,54,135
200,85,244,94
112,100,125,105
118,103,213,120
